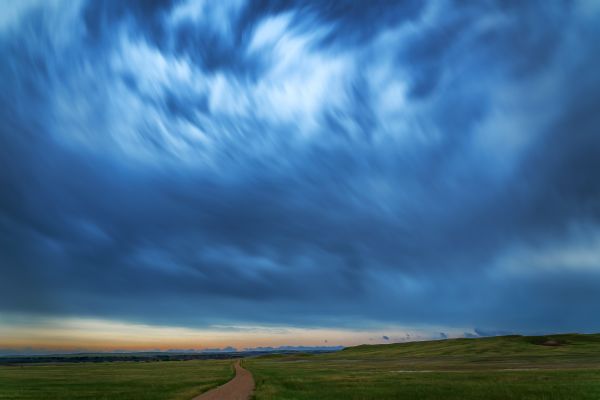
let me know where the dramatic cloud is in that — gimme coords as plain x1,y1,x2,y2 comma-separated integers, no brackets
1,0,600,339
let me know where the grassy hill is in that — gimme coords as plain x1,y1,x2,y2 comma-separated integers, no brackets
330,333,600,368
247,333,600,399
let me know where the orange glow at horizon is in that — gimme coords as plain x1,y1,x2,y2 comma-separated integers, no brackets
0,315,458,353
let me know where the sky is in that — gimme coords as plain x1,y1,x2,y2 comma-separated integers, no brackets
1,0,600,354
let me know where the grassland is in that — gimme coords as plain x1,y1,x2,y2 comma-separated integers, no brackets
247,334,600,400
2,334,599,400
0,359,234,400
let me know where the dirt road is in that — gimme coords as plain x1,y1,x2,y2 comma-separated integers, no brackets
193,360,254,400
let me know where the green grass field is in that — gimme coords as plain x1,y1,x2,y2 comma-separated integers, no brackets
2,334,599,399
247,334,600,400
0,359,233,400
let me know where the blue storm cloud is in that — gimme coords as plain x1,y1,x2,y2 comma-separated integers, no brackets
1,0,600,332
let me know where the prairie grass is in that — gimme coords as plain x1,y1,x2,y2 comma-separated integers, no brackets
247,334,600,400
0,359,234,400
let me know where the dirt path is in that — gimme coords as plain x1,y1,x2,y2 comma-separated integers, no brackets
193,360,254,400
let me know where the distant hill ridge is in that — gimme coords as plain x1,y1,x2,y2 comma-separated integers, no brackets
338,333,600,361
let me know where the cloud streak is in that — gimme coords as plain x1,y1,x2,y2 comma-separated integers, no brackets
1,0,600,338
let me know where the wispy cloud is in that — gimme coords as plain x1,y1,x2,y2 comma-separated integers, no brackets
0,0,599,338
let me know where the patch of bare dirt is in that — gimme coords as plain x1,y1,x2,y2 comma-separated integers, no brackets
193,360,254,400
